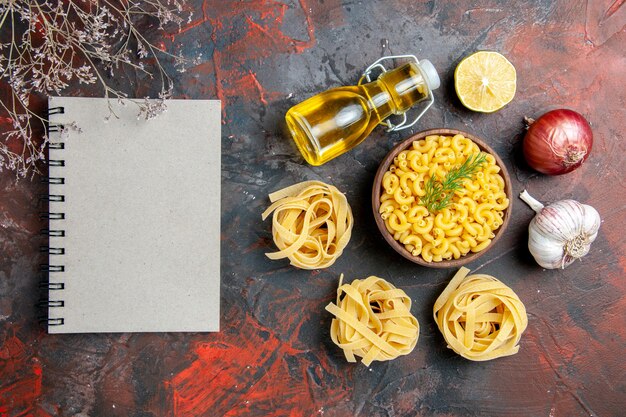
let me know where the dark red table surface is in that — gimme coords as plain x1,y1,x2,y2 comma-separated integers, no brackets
1,1,625,416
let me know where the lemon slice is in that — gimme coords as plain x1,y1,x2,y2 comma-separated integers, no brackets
455,51,516,113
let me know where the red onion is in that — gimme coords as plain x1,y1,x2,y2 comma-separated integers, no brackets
522,109,593,175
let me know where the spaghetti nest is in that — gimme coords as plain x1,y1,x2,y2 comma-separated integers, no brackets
433,267,528,361
262,181,353,270
325,275,419,366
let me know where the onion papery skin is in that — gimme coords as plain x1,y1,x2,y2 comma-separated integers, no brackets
523,109,593,175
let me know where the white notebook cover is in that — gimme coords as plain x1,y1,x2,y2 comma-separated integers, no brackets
47,97,221,333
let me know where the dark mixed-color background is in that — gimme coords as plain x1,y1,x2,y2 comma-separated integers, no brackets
1,0,625,416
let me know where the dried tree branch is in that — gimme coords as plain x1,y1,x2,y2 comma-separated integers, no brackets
0,0,194,178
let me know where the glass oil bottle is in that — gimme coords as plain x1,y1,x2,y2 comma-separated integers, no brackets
285,55,440,166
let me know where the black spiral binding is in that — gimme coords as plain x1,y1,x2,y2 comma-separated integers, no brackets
40,106,66,328
48,106,65,116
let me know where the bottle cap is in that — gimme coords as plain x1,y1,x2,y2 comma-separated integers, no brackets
419,59,440,91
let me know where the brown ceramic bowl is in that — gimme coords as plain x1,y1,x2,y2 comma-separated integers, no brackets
372,128,512,268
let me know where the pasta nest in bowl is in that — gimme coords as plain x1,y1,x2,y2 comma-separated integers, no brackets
372,129,512,268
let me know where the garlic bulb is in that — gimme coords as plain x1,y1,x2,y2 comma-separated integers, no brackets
519,190,601,269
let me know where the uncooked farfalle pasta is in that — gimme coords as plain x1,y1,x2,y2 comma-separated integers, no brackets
433,267,528,361
325,275,419,366
262,181,353,269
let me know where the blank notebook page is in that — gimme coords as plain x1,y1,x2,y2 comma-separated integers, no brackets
47,97,221,333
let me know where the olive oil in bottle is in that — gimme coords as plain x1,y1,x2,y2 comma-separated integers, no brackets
286,58,440,166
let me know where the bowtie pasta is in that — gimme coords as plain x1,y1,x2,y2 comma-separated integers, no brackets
379,134,509,263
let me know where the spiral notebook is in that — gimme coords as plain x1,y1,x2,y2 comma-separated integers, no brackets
45,97,221,333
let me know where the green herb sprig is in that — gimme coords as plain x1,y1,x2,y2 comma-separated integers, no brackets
421,152,488,213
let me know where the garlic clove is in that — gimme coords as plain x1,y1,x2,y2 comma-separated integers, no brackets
528,232,567,269
581,204,601,241
534,201,582,243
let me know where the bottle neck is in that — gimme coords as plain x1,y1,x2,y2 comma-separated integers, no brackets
359,62,430,120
